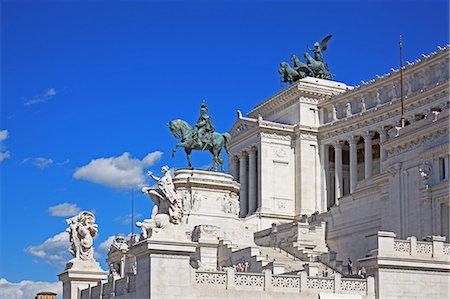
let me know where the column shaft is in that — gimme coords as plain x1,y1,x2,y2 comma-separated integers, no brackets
239,152,248,217
335,143,343,202
379,129,387,161
364,133,373,179
321,143,330,211
232,155,239,180
248,148,257,215
349,139,357,193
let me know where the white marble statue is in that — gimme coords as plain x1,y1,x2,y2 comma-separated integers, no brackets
66,211,98,261
138,166,183,238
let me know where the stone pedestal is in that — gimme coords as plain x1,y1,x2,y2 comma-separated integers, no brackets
58,259,107,299
128,227,196,299
173,169,254,245
191,225,220,271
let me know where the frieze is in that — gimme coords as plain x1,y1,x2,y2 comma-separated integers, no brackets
218,192,239,215
259,132,292,141
320,93,448,141
386,127,449,157
320,84,448,132
419,143,450,160
298,131,318,141
191,191,204,212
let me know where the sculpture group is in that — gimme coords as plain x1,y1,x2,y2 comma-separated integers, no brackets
278,35,334,85
169,102,231,171
137,166,183,238
65,211,98,261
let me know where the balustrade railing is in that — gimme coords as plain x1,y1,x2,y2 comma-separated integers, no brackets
392,237,449,258
306,277,334,291
194,270,371,295
234,273,264,287
341,278,367,293
271,274,300,288
444,244,450,255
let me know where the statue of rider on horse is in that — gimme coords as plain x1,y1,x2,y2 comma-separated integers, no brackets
191,103,215,149
169,102,231,172
278,35,335,85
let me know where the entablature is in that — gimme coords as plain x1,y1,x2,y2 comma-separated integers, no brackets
248,77,350,120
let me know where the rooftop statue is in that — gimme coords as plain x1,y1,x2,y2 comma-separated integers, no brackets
169,102,231,171
278,35,334,85
65,211,98,261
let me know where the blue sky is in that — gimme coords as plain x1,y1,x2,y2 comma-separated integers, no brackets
1,0,448,297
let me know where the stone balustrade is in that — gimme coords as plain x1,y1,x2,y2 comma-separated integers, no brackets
79,275,137,299
366,231,450,260
193,269,373,296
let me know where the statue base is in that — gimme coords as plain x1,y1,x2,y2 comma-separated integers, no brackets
58,259,107,299
172,169,254,245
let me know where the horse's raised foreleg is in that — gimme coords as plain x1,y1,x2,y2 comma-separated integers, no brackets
172,143,183,157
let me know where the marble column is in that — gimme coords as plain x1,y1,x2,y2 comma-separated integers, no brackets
379,128,387,161
248,147,257,215
364,132,373,179
239,151,248,217
320,143,330,210
348,137,358,193
334,141,343,202
231,155,239,181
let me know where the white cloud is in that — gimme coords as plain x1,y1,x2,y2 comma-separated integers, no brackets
114,213,143,225
98,235,116,252
95,233,132,260
24,232,70,268
94,235,117,260
48,203,81,217
0,129,11,162
23,88,58,106
0,278,61,299
56,159,70,166
73,151,163,189
22,157,54,169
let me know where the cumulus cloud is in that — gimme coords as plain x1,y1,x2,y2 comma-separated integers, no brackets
114,213,143,225
73,151,163,189
48,203,81,217
23,88,58,106
98,235,116,252
94,233,133,260
93,235,117,260
0,278,61,299
24,232,70,268
22,157,54,169
0,129,11,162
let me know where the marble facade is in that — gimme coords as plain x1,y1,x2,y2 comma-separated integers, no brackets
61,46,449,299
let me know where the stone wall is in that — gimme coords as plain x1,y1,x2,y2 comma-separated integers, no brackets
359,232,450,299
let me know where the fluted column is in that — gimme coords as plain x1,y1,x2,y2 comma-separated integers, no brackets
248,147,257,215
231,155,239,180
379,128,387,162
348,137,358,193
239,151,248,217
320,143,330,210
364,132,373,179
334,141,343,202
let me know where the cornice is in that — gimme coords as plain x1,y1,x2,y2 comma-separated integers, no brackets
248,77,350,119
383,116,449,158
